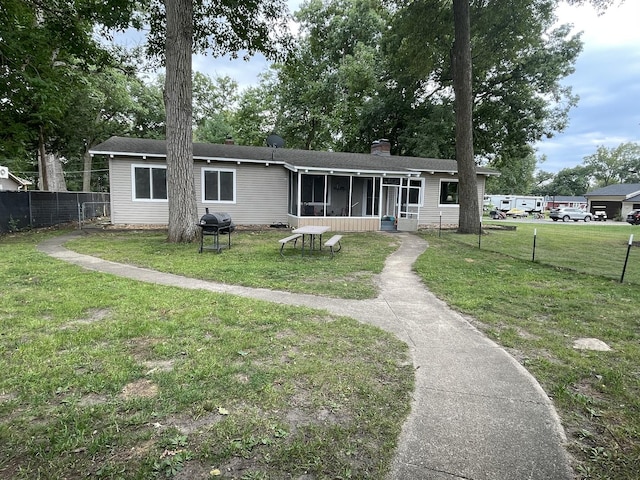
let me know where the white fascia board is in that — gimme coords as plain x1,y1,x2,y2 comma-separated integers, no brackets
283,163,410,176
407,167,499,177
194,155,284,166
88,150,166,159
624,190,640,199
408,168,456,175
89,150,284,167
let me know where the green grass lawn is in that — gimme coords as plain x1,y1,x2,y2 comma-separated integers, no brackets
416,226,640,480
0,230,413,479
5,222,640,479
65,229,399,300
451,220,640,284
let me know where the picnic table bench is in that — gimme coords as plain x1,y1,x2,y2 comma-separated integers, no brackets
279,233,302,256
324,235,342,258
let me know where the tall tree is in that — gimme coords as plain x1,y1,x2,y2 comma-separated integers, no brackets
583,143,640,187
452,0,478,233
271,0,387,151
192,73,238,143
145,0,290,242
485,146,538,195
232,74,279,146
163,0,197,242
538,164,593,196
385,0,583,231
0,0,139,188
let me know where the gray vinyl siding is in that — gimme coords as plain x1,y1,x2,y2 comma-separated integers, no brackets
0,178,19,191
194,161,288,224
417,174,486,225
108,156,487,227
109,157,288,225
109,157,169,224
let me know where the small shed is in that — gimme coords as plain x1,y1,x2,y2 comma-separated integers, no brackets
0,167,32,191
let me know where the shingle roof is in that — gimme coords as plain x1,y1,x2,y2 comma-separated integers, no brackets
90,136,498,176
584,184,640,197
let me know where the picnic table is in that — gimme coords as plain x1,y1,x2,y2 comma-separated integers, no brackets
292,225,330,256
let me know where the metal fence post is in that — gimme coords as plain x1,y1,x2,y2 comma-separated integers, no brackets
532,228,537,262
621,234,634,283
478,217,482,249
439,211,442,237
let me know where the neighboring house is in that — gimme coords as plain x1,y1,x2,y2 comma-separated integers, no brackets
89,136,498,232
544,195,587,210
0,166,32,191
584,184,640,220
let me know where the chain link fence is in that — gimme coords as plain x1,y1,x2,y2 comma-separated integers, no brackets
0,191,110,234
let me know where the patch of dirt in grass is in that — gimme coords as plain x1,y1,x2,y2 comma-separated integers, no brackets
163,412,224,435
143,359,175,375
280,346,301,364
60,308,112,329
215,456,268,480
119,379,159,400
78,393,110,407
174,460,213,480
234,373,250,384
572,378,607,403
94,438,155,473
515,327,541,341
0,392,18,403
285,390,352,433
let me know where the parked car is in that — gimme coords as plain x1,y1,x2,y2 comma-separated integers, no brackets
549,207,593,222
626,210,640,225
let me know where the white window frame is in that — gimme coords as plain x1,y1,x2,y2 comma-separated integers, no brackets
201,167,237,204
131,164,168,202
402,177,424,207
439,179,460,207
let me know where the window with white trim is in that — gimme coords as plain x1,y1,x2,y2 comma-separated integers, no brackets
401,177,424,206
132,164,167,201
202,168,236,203
439,180,459,205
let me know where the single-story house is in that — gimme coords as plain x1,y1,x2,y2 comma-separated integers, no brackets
544,195,587,210
584,184,640,220
89,136,498,232
0,166,32,191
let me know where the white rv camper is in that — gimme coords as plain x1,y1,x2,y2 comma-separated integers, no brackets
484,195,545,213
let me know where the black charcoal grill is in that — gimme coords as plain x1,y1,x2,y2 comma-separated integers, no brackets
197,209,235,253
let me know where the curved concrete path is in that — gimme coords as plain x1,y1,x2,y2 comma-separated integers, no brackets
38,232,573,480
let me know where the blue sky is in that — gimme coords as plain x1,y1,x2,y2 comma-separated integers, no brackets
122,1,640,174
534,1,640,173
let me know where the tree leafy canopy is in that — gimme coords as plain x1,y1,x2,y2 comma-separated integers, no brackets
142,0,291,61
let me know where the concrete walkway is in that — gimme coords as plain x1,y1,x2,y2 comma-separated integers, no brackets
38,232,574,480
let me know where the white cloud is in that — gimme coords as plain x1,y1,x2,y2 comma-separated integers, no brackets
556,1,640,49
534,1,640,173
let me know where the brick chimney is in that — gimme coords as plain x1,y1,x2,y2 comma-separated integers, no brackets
371,139,391,156
224,135,234,145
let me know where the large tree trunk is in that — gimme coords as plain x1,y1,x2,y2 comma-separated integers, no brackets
38,127,48,191
82,148,92,192
452,0,479,234
43,152,68,192
38,127,67,192
164,0,198,242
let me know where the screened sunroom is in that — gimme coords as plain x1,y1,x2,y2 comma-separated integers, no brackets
286,169,424,231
